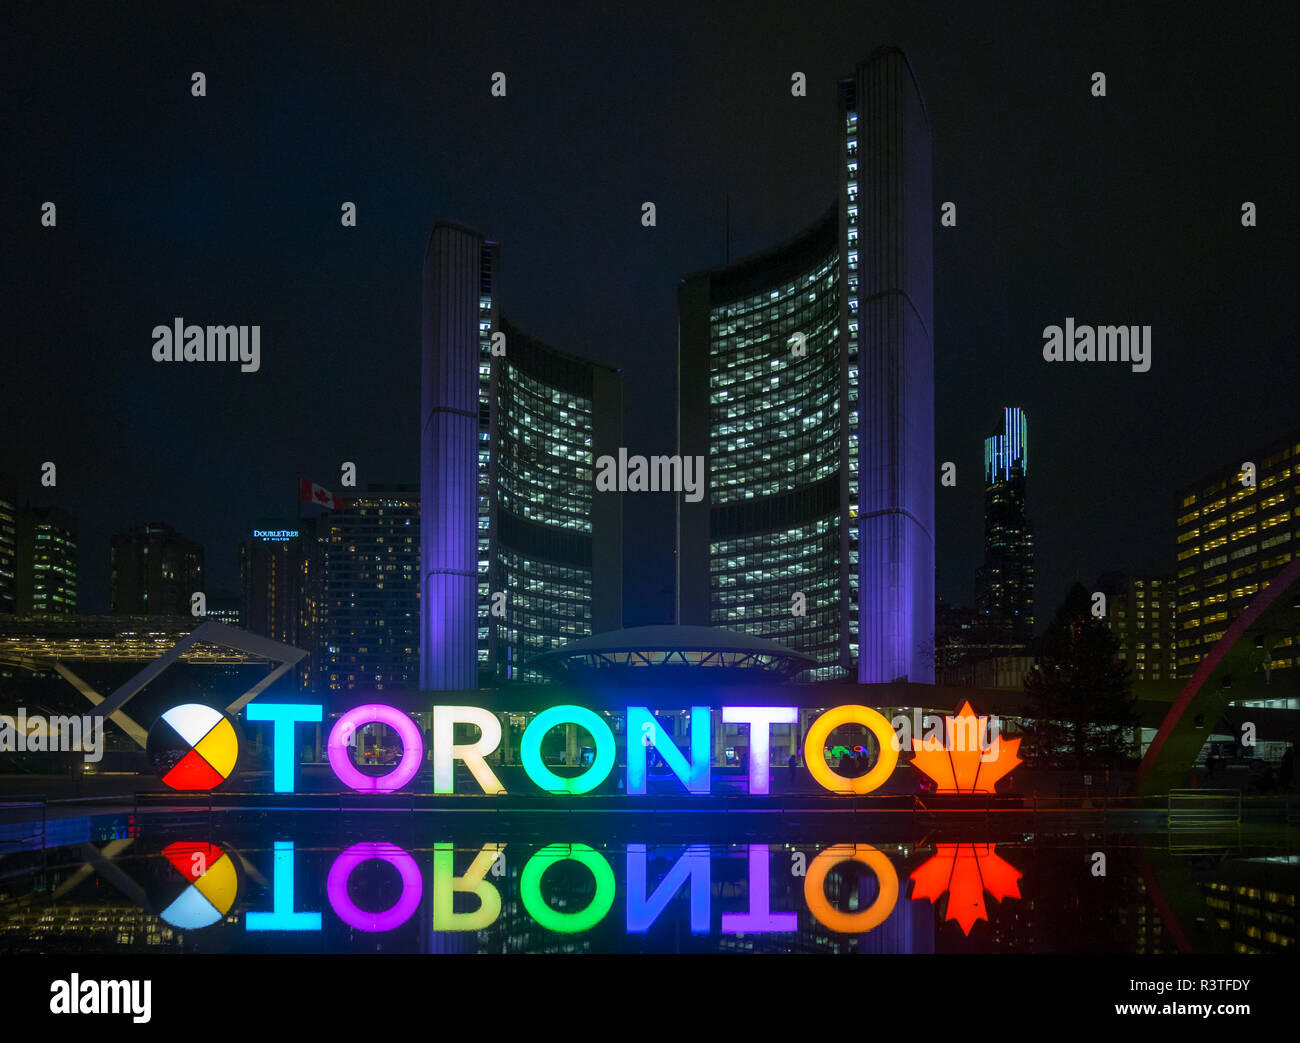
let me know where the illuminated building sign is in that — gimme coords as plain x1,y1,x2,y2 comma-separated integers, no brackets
252,528,298,541
158,699,1016,798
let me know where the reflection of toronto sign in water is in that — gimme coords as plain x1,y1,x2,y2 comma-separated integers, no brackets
198,700,1019,796
151,839,1024,938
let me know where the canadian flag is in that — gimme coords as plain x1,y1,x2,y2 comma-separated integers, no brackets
299,479,344,510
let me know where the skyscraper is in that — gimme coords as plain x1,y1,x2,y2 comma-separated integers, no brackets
1174,429,1299,676
323,486,419,693
974,407,1034,648
110,523,203,616
677,47,934,683
241,519,324,691
15,506,78,614
421,223,623,689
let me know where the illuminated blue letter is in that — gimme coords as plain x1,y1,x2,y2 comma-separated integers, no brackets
246,841,321,931
627,844,711,932
626,706,711,795
245,702,323,793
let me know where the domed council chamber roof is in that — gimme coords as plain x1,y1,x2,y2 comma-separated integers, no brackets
528,625,815,686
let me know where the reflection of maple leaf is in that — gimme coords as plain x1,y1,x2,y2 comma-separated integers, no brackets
910,700,1022,793
910,843,1022,935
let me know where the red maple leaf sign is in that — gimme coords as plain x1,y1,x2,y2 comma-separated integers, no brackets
910,843,1023,935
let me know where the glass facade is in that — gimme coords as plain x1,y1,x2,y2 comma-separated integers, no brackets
710,517,839,664
16,507,78,614
323,490,419,692
679,52,934,685
496,366,593,533
494,547,592,680
424,224,620,690
1175,433,1299,676
1096,573,1178,682
486,324,610,683
703,239,843,678
974,408,1035,647
708,259,840,502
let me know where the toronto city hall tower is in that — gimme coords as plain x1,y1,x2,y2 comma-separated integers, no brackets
678,48,935,683
422,48,934,689
421,225,623,690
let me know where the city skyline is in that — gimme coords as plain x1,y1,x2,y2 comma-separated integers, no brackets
4,3,1294,632
4,0,1299,993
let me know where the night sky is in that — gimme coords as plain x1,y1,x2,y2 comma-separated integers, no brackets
4,2,1296,629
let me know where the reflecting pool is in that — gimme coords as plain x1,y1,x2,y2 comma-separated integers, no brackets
1,815,1296,954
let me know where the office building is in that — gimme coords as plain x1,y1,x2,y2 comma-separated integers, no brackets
1094,572,1177,682
974,407,1034,648
1175,430,1300,676
15,506,78,614
677,47,934,683
421,223,623,689
110,523,203,616
323,485,420,692
241,519,324,691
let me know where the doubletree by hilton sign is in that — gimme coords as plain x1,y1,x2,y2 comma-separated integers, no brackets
151,700,1021,796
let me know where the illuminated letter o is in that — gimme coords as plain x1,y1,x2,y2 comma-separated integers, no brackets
327,704,424,792
520,843,616,933
520,705,615,794
804,705,899,794
326,842,423,932
803,844,899,933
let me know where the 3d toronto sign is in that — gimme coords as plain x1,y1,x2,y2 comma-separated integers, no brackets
155,699,1020,797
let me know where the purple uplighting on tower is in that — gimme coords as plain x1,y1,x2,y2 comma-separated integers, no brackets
853,48,935,684
420,223,486,691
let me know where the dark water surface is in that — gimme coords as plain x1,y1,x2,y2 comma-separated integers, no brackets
1,811,1295,954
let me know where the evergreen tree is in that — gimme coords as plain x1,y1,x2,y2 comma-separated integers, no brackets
1023,583,1138,768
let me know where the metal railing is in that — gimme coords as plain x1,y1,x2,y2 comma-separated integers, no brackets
1167,788,1241,831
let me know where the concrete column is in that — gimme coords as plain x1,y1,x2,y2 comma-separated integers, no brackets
853,48,935,685
420,223,484,691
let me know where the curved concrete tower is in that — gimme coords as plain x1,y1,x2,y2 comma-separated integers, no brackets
675,47,935,684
